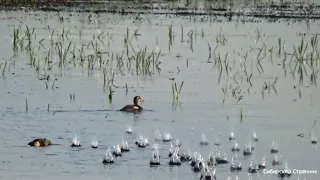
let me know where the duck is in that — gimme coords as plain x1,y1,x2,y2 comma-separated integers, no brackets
92,140,98,149
112,145,122,157
230,155,242,171
248,161,259,173
102,148,114,164
28,138,52,147
270,141,279,153
120,140,130,152
71,134,81,147
180,151,192,162
150,149,160,166
119,96,144,112
231,142,240,152
168,150,181,166
258,157,267,169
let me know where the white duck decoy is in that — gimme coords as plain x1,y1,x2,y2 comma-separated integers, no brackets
71,134,81,147
91,139,98,148
102,148,114,164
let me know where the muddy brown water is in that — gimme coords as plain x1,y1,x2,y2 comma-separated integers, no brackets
0,8,319,180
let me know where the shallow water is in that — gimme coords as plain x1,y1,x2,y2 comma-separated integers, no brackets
0,9,320,180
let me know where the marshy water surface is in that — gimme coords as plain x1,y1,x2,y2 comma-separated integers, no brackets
0,2,320,180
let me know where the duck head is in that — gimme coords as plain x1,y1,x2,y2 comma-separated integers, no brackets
133,96,144,105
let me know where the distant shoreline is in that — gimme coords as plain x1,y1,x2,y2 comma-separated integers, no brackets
1,1,320,20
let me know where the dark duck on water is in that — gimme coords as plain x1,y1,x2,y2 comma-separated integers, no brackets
119,96,144,112
28,138,52,147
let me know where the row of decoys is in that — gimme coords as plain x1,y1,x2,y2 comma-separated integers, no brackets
139,127,292,179
156,132,293,179
27,130,292,179
26,127,295,179
27,127,294,178
27,96,317,179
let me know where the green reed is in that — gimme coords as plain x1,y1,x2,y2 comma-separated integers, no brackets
56,41,72,68
216,28,227,45
128,47,162,76
12,26,20,52
172,80,184,104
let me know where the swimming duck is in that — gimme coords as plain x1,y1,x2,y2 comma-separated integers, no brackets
28,138,52,147
311,136,318,144
270,141,279,153
272,155,281,165
92,140,98,148
258,157,267,169
150,149,160,166
229,132,235,140
120,139,130,152
248,160,259,173
112,145,122,157
231,142,240,152
190,152,199,166
162,132,173,142
193,160,202,172
126,126,133,134
200,166,216,180
71,134,81,147
252,131,258,142
277,162,291,178
119,96,144,112
169,149,181,166
207,152,216,166
200,134,209,146
135,136,149,148
180,150,192,162
102,148,114,164
230,155,242,171
215,152,228,164
243,146,253,156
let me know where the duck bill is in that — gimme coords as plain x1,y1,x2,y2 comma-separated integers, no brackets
140,99,144,103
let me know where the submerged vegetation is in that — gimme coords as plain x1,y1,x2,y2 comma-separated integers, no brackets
1,9,319,108
7,25,162,100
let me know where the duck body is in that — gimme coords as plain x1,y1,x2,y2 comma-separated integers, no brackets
28,138,52,147
216,157,228,164
120,104,143,112
119,96,144,112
